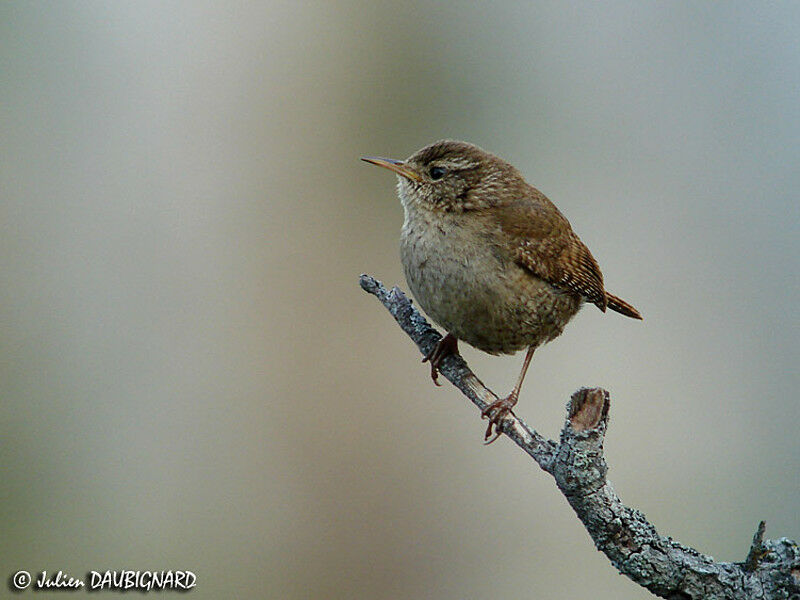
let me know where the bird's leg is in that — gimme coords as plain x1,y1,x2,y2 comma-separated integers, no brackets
482,346,536,443
422,333,459,386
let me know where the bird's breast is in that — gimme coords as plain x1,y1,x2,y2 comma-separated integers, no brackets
400,210,581,354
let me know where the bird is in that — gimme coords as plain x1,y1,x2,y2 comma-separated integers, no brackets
362,140,641,442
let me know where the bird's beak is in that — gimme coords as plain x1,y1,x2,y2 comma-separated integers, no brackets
361,156,422,182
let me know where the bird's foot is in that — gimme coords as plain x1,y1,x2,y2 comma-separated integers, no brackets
481,393,518,444
422,333,459,386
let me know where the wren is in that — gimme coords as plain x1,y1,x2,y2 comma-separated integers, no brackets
362,140,641,443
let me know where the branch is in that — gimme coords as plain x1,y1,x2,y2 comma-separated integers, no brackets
360,274,800,600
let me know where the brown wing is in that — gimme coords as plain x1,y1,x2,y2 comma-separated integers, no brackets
495,190,608,311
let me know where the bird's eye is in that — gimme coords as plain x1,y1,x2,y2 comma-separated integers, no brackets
429,166,446,180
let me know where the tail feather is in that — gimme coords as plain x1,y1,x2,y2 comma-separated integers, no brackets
605,292,642,320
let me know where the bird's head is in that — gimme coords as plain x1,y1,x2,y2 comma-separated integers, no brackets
362,140,522,213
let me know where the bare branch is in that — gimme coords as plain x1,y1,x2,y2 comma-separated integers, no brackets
360,274,800,600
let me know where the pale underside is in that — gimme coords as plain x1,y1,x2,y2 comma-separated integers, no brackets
400,206,582,355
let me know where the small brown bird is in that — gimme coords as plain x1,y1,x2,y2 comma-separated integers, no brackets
363,140,641,442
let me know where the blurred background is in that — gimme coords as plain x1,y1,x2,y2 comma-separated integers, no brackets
1,2,798,598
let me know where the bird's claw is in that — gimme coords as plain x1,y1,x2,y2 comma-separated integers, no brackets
422,334,458,387
481,395,518,444
422,357,443,386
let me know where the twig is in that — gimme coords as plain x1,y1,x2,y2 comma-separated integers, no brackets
360,273,800,600
744,520,768,573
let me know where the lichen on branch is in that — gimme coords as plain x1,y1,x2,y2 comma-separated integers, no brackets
360,273,800,600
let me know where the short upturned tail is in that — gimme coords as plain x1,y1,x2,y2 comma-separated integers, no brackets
605,292,643,320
